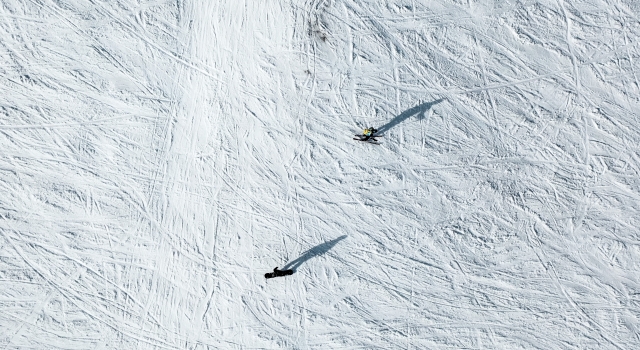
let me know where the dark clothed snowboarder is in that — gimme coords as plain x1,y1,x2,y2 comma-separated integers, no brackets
264,267,293,279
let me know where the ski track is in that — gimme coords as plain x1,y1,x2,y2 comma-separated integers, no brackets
1,0,640,349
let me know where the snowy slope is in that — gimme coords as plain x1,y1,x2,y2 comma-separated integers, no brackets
2,0,640,349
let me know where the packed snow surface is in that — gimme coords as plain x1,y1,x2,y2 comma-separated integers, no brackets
2,0,640,349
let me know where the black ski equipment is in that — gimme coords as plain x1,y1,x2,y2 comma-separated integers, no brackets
265,267,294,279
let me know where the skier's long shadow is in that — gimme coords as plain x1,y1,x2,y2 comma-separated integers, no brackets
377,98,445,134
283,235,347,272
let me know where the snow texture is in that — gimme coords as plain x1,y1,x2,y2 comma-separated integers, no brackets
1,0,640,349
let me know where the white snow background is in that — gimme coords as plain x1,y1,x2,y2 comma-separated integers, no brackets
1,0,640,349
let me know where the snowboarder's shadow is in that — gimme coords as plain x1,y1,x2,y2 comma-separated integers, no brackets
283,235,347,272
377,98,445,134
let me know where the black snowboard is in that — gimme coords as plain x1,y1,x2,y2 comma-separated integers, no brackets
264,269,294,279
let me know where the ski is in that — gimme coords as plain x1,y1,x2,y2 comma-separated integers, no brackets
354,134,384,137
265,269,294,279
353,138,381,145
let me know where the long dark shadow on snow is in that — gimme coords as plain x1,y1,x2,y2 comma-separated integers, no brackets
283,235,347,272
377,98,445,134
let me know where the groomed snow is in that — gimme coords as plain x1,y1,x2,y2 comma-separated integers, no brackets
1,0,640,348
